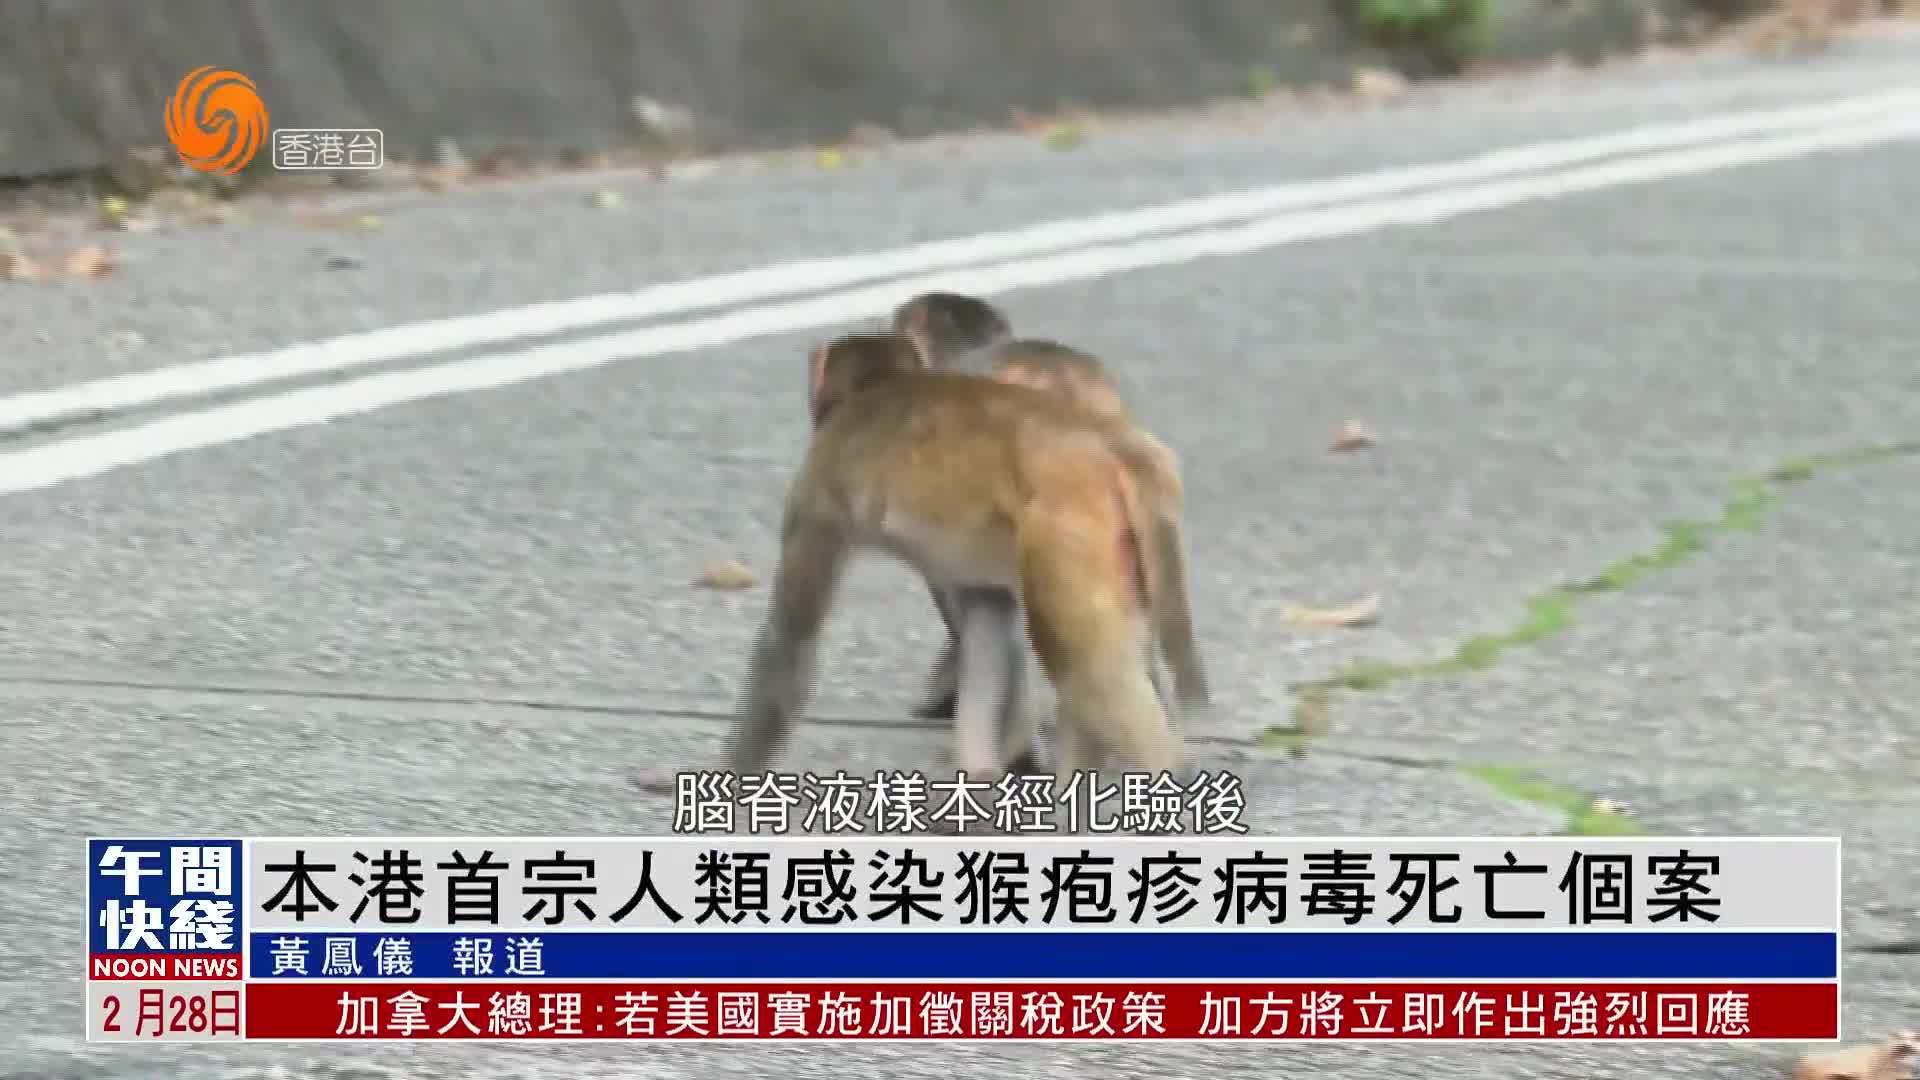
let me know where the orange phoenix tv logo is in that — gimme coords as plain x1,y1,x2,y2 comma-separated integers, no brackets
162,67,384,174
164,66,270,175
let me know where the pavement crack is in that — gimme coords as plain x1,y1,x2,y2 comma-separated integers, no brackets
1849,939,1920,956
1260,439,1920,812
0,668,923,732
0,667,1301,752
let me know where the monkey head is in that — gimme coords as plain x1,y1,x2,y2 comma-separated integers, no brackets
890,291,1013,367
806,333,927,428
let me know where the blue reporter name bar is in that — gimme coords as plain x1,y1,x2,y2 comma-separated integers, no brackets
248,929,1838,980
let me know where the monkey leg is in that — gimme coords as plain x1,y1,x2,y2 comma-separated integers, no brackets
1016,512,1186,790
915,583,1044,773
948,585,1029,778
727,520,849,775
911,582,962,720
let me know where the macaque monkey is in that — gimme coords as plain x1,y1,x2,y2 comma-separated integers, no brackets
985,339,1206,715
723,332,1200,787
887,291,1019,721
889,292,1207,729
890,290,1013,371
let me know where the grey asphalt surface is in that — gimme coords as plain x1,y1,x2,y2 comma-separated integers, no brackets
4,26,1919,1080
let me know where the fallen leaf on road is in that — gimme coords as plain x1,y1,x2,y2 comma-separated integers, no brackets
1792,1030,1918,1080
588,189,624,209
98,195,131,229
1352,66,1408,103
63,245,114,280
470,146,526,179
1329,419,1376,453
298,211,382,232
695,559,758,591
1009,107,1049,134
415,164,470,192
0,251,42,283
1041,123,1086,151
1285,593,1382,628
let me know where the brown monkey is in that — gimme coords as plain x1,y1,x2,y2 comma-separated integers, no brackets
890,290,1013,371
988,339,1206,721
889,292,1206,727
986,339,1130,422
723,332,1198,787
888,290,1019,720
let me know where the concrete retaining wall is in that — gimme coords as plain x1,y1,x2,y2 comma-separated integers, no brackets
0,0,1680,181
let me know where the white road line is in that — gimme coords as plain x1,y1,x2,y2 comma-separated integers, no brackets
5,108,1915,498
2,86,1918,439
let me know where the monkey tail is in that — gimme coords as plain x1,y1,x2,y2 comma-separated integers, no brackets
1113,433,1210,714
1104,457,1157,622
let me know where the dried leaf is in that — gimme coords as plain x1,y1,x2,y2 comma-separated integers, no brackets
1793,1031,1918,1080
1352,66,1408,103
587,190,623,210
1009,107,1049,134
298,211,381,232
0,251,42,283
470,146,525,178
1041,123,1086,151
1329,419,1376,453
98,195,131,229
695,559,758,591
415,164,468,192
1285,592,1382,628
63,245,114,280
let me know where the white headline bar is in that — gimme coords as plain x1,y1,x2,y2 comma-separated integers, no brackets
242,837,1839,933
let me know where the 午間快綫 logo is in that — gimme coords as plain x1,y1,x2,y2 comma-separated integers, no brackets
164,67,384,174
164,67,270,175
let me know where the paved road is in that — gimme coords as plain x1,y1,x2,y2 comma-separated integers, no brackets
4,28,1918,1080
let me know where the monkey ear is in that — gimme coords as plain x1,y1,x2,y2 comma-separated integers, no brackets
807,344,831,420
902,327,934,370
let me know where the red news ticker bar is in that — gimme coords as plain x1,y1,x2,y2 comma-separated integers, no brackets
246,981,1837,1041
89,953,242,981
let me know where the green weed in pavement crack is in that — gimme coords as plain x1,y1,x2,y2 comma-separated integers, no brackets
1260,440,1920,818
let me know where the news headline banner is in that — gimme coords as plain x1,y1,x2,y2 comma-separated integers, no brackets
87,836,1841,1044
